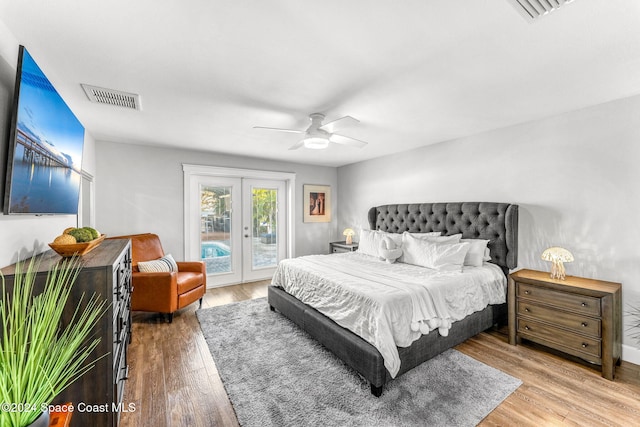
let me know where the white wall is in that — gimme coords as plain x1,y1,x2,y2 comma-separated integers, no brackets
95,141,338,260
338,94,640,360
0,21,95,267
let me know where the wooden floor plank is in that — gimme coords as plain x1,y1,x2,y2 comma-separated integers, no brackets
121,281,640,426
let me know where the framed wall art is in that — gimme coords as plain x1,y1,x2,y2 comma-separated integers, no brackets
303,184,331,223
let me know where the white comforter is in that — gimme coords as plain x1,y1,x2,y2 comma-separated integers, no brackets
271,252,506,377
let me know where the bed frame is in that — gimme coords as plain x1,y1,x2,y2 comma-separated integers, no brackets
268,202,518,396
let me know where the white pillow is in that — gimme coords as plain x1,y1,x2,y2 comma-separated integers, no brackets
377,230,403,247
357,229,384,257
484,248,492,261
404,232,462,243
409,231,442,238
460,239,490,267
138,254,178,272
425,233,462,243
398,232,461,262
401,233,470,271
375,230,438,247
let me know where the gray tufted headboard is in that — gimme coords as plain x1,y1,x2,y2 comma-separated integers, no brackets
367,202,518,274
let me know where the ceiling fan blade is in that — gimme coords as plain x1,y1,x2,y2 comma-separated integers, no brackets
253,126,305,134
319,115,359,133
288,139,306,150
330,133,368,148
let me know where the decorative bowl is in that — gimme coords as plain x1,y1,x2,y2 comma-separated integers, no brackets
49,234,106,257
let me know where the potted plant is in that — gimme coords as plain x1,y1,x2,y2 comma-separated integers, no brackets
0,256,107,427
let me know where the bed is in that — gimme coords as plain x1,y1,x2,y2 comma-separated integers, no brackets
268,202,518,396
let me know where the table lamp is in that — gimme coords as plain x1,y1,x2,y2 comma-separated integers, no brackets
541,247,574,280
343,228,355,245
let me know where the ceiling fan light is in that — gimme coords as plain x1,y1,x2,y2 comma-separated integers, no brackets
303,136,330,149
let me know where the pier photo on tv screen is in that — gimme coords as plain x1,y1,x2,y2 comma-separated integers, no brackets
4,46,84,215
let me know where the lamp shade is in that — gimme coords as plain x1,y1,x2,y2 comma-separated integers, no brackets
541,247,574,280
541,247,574,263
343,228,355,244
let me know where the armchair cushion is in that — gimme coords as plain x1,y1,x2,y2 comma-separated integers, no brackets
177,272,204,295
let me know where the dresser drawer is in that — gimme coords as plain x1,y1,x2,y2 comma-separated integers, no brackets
517,318,601,359
517,300,601,337
518,283,600,317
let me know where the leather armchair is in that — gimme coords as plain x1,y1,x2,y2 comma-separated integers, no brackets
111,233,206,322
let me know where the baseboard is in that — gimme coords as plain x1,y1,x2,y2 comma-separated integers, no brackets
206,278,272,290
622,344,640,366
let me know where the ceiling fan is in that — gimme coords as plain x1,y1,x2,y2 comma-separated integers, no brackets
254,113,368,150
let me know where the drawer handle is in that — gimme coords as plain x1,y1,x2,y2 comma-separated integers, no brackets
581,322,588,327
581,302,587,307
117,364,130,382
524,308,530,312
524,290,530,295
524,325,530,331
582,343,588,348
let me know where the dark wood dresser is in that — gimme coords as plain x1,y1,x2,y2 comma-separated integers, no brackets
508,269,621,380
1,239,132,426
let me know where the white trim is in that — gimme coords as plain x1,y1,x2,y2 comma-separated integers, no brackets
183,164,296,181
622,344,640,366
182,164,296,287
78,170,95,228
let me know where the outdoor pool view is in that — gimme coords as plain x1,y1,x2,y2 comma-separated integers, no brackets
200,185,278,275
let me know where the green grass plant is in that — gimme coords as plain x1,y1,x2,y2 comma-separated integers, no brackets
0,256,108,427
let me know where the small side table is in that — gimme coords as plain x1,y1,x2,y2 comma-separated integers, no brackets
330,241,359,254
508,269,622,380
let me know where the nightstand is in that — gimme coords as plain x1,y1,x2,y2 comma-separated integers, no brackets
330,241,359,253
508,269,622,380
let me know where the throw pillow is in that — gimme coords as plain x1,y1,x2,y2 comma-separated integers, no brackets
138,254,178,273
379,236,403,263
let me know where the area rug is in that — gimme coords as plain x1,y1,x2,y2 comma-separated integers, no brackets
196,298,521,427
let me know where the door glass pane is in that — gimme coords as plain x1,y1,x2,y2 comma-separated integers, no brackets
200,185,232,275
251,187,278,269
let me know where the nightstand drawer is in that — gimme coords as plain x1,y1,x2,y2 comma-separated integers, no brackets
517,318,601,359
329,241,358,253
518,283,600,317
517,300,601,337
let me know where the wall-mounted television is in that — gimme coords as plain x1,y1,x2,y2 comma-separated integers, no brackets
3,45,84,215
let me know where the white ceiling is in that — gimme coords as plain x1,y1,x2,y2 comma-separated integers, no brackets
1,0,639,167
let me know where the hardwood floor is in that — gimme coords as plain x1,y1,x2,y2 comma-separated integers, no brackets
121,281,640,427
121,281,268,427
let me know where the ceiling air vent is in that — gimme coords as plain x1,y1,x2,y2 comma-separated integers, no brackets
507,0,576,22
81,84,141,110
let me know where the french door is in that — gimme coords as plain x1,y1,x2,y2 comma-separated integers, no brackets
184,166,293,287
241,179,286,282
